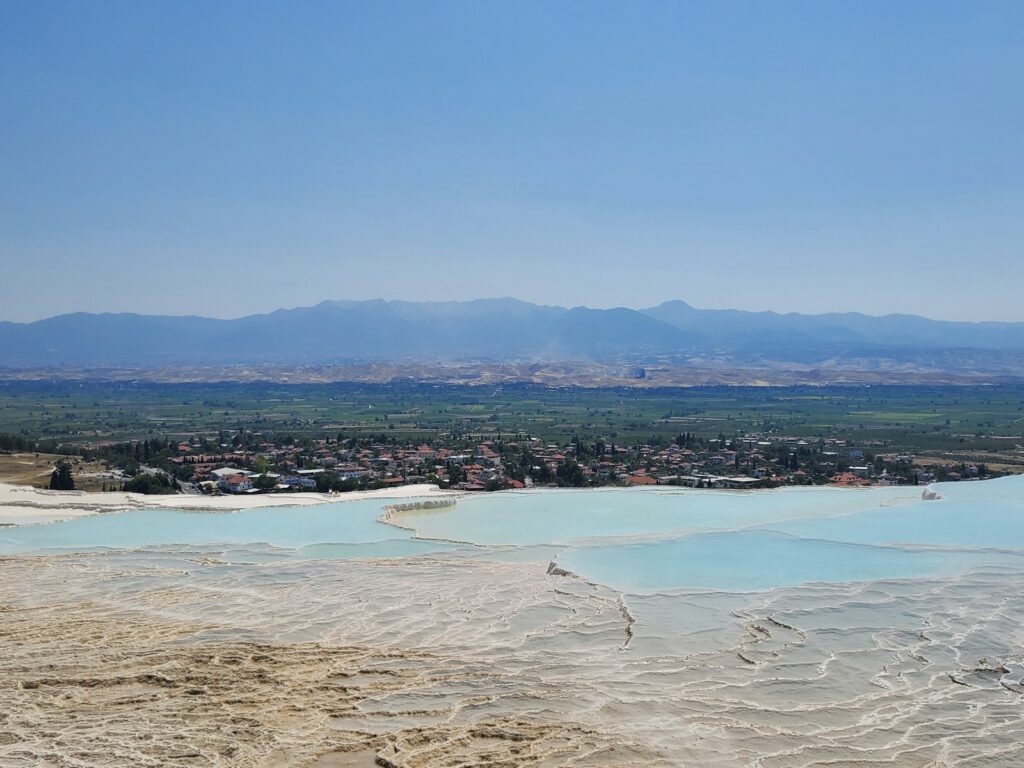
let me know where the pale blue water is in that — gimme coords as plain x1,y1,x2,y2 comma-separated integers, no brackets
769,475,1024,549
0,498,452,554
551,476,1024,592
400,485,924,545
3,477,1022,593
555,530,1024,593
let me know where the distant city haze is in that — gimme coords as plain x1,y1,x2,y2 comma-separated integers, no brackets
1,2,1022,322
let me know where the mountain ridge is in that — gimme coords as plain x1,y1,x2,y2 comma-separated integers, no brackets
2,298,1023,370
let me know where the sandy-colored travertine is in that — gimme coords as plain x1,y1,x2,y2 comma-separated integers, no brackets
0,554,657,767
0,600,632,767
3,546,1023,767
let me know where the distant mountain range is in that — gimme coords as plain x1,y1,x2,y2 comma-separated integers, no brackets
2,299,1024,374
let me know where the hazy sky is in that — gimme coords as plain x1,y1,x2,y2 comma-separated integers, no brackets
1,1,1022,323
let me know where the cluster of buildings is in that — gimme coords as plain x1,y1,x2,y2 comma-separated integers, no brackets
206,467,320,494
173,439,513,494
167,429,955,496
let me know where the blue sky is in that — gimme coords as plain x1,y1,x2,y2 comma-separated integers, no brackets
1,1,1022,322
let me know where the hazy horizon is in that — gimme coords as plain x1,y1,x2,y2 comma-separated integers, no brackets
2,2,1023,323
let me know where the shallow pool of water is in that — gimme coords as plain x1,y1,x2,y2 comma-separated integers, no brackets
4,477,1022,593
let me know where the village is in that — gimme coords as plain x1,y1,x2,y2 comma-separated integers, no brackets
149,429,990,497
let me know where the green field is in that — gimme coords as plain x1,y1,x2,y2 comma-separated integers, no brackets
1,381,1023,462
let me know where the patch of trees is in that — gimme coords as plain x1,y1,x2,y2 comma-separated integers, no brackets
253,473,277,490
555,459,587,487
80,438,181,478
48,461,76,491
0,433,36,452
674,432,703,449
122,473,173,494
445,461,465,485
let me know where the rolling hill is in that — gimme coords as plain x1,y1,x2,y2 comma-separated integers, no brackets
2,298,1023,373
